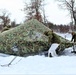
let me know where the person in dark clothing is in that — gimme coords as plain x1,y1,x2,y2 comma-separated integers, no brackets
71,32,76,42
71,32,76,53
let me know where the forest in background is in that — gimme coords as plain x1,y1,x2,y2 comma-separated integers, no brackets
0,0,76,33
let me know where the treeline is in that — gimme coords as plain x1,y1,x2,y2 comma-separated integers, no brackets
0,0,76,33
45,22,76,33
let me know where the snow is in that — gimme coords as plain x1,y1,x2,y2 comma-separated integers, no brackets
11,45,19,52
0,54,76,74
56,32,72,41
0,32,76,74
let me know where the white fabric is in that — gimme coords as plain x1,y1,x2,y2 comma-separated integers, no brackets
48,43,59,57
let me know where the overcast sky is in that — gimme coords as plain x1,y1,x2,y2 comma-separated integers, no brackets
0,0,71,24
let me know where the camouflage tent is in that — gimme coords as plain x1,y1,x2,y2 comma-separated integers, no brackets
0,19,70,56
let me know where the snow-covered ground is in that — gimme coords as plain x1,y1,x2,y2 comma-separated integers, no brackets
56,32,72,41
0,32,76,75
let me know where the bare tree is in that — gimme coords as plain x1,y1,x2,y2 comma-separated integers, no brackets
0,9,10,27
23,0,45,22
56,0,76,26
